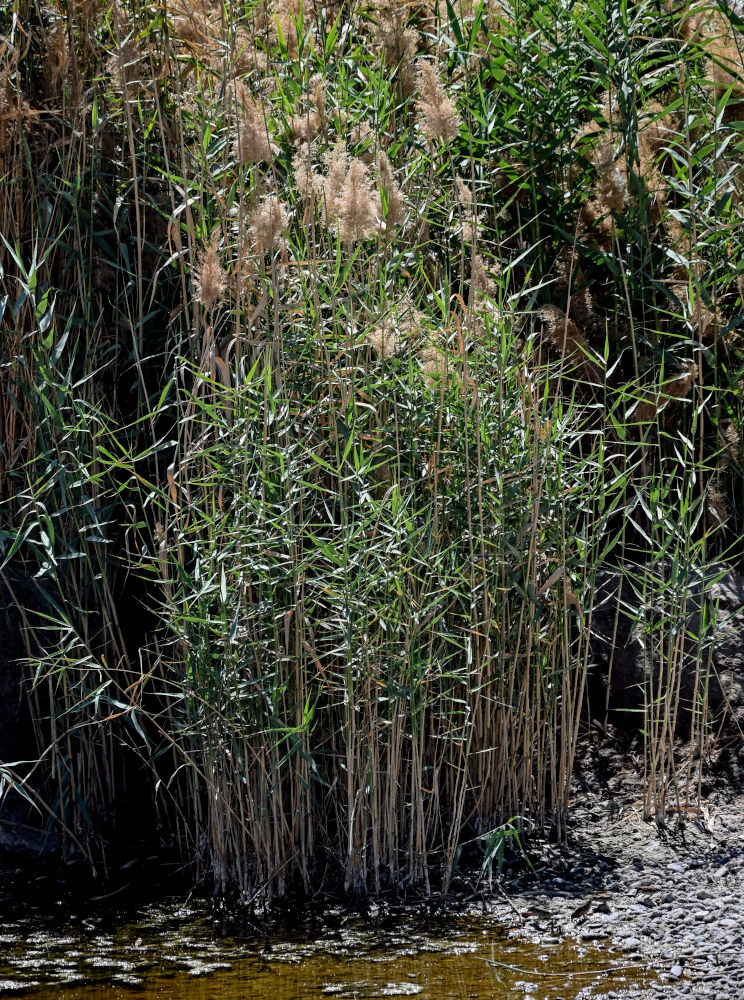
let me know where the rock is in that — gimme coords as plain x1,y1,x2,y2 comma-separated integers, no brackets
585,560,744,729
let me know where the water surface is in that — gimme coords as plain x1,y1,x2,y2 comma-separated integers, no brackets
0,900,655,999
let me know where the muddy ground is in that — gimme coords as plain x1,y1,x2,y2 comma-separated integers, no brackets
484,727,744,998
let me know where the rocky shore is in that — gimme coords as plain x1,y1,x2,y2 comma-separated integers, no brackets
487,736,744,998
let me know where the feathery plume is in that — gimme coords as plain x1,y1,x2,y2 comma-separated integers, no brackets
419,338,447,386
292,142,321,202
234,85,276,165
632,365,698,423
372,1,419,92
43,26,69,101
415,60,460,142
366,300,422,357
337,159,379,244
321,142,350,227
194,232,227,310
250,195,289,252
537,304,603,386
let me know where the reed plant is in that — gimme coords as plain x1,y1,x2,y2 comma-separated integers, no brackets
1,0,743,900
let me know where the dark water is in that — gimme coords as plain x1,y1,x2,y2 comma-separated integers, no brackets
0,900,655,998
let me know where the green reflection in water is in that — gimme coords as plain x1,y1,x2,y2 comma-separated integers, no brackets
0,902,655,999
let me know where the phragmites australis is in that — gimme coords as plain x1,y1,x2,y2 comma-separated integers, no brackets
537,303,604,387
234,85,276,165
292,142,321,202
291,73,327,142
456,175,483,243
321,142,350,226
372,0,419,92
194,232,227,310
632,364,698,424
419,338,447,386
337,159,379,244
43,26,69,102
415,60,460,142
250,195,289,252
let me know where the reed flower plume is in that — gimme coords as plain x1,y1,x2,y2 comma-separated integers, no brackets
321,142,349,227
291,108,320,143
194,232,227,310
419,337,447,386
633,365,698,423
337,159,379,244
372,1,419,92
415,60,460,142
293,142,321,202
682,4,744,119
456,176,483,243
537,304,603,387
290,74,327,142
250,195,289,253
43,26,69,103
234,85,277,165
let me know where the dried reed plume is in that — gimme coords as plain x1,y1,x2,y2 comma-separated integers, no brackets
415,60,460,142
682,3,744,120
250,195,289,252
632,365,698,423
234,85,277,165
321,142,350,226
456,176,483,243
337,160,379,244
293,142,321,202
419,337,447,385
572,92,677,247
43,26,69,103
172,6,211,47
194,232,227,310
372,1,419,92
290,75,327,143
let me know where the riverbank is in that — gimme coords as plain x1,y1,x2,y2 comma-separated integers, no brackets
2,728,743,997
482,730,744,998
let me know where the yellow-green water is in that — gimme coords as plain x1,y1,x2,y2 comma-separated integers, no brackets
0,901,655,999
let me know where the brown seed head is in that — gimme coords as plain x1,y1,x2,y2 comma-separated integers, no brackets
194,233,227,310
415,60,460,142
322,142,350,227
377,151,405,230
250,195,289,252
234,86,276,165
337,159,379,244
292,142,321,202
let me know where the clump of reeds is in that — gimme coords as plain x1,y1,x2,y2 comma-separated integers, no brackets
2,0,742,909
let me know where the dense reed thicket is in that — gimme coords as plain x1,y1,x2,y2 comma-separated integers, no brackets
1,0,744,903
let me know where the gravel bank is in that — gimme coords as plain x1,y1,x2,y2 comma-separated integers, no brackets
487,735,744,998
